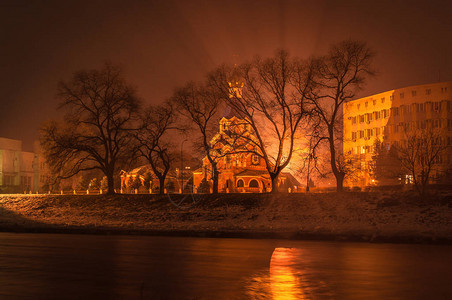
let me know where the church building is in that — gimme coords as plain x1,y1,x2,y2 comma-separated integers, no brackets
192,74,300,193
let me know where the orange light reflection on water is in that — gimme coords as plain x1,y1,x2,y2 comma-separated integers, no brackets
246,247,308,299
269,247,307,300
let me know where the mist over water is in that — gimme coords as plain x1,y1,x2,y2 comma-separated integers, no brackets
0,233,450,299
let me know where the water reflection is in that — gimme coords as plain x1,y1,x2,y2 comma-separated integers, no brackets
0,234,451,299
247,248,316,299
269,248,307,299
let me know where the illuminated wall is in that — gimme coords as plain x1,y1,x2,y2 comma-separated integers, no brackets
193,116,300,193
343,81,452,187
0,137,46,192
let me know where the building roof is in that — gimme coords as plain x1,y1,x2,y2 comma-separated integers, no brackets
346,80,452,103
222,102,243,119
127,164,154,175
235,169,268,177
281,171,302,187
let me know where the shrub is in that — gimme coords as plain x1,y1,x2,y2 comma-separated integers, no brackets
197,178,211,193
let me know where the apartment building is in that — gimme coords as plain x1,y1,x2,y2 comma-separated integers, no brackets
343,81,452,187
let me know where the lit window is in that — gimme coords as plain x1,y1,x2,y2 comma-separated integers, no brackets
251,155,260,165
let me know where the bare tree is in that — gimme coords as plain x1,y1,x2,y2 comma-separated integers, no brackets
172,82,223,194
309,40,375,191
40,63,140,194
370,139,402,186
210,50,314,192
134,102,174,194
297,118,326,192
398,129,449,196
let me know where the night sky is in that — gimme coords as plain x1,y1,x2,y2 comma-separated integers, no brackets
1,0,451,150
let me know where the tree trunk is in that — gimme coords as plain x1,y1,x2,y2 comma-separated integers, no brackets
270,172,279,193
106,173,115,195
327,127,345,192
158,176,165,195
336,173,345,192
212,169,219,194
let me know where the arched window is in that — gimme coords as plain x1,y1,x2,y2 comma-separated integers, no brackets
236,179,244,187
249,179,259,188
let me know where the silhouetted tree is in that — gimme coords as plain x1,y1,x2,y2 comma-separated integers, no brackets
370,140,402,185
172,82,223,194
134,102,174,194
197,178,211,193
398,129,448,196
40,63,140,194
210,50,314,192
143,172,153,190
75,174,90,191
309,40,375,191
89,178,99,191
130,176,142,191
100,176,109,191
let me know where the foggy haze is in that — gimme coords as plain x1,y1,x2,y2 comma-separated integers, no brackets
1,0,451,149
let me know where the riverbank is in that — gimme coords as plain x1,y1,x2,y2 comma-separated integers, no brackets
0,191,451,244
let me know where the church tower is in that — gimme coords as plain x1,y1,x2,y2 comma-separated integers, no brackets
227,65,244,99
222,65,244,119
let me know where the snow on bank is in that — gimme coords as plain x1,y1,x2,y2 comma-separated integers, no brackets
0,191,451,243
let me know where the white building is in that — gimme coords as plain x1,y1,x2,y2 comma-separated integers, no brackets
0,137,48,193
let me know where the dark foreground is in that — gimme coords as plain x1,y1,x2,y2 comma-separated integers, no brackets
0,191,451,244
0,233,451,299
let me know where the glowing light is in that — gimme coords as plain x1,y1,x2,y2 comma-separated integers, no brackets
269,248,307,300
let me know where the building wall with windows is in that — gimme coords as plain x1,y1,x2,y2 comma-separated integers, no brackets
0,137,49,193
343,81,452,187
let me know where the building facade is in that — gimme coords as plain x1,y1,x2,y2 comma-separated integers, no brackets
343,81,452,187
192,115,300,193
0,137,49,193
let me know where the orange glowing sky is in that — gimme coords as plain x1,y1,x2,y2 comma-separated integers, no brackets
1,0,451,149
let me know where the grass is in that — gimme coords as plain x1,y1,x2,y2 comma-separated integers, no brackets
0,190,451,243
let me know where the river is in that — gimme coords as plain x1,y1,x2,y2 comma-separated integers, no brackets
0,233,450,299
